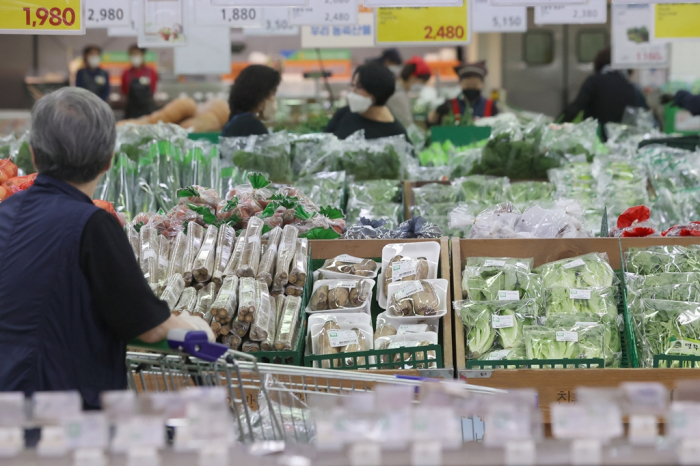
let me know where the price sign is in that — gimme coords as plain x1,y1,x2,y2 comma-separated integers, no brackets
365,0,461,6
211,0,306,6
289,0,358,26
244,8,300,35
0,0,83,34
535,0,606,24
492,0,584,7
652,3,700,41
472,0,526,33
376,2,470,45
194,0,262,27
86,0,130,27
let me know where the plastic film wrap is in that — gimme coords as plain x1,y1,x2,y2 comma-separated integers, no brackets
288,238,308,286
212,225,236,287
160,273,185,310
256,226,282,287
274,295,301,350
274,225,298,287
236,216,264,278
193,225,218,283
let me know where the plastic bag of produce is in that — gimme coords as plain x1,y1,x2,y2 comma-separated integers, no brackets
456,299,538,360
523,324,605,367
544,286,618,319
640,144,700,193
392,216,442,239
337,131,410,181
291,133,342,177
506,181,554,207
453,175,509,203
461,257,535,300
406,165,451,181
540,119,598,163
534,253,617,289
412,182,459,205
625,245,700,275
295,171,345,210
652,187,700,231
220,132,293,183
544,313,621,367
515,200,592,238
466,202,521,239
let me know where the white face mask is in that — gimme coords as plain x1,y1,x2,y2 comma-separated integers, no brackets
410,83,424,93
130,55,144,67
347,92,373,114
261,98,277,121
388,64,401,76
87,55,101,68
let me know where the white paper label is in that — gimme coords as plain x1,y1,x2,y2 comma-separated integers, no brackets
488,349,512,360
350,442,381,466
244,8,300,36
194,2,263,27
535,0,607,24
498,290,520,301
327,329,358,347
395,281,424,300
391,261,417,281
336,254,364,264
556,331,579,342
611,4,668,69
622,382,668,411
86,0,131,27
328,280,357,290
629,415,658,445
247,235,260,243
142,249,157,261
158,257,169,267
398,324,429,335
483,259,507,267
492,314,514,329
563,258,586,269
289,0,358,26
570,289,591,300
571,439,602,466
472,0,527,33
575,322,597,328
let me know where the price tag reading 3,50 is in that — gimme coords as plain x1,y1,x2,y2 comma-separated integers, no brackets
0,0,83,33
376,2,469,45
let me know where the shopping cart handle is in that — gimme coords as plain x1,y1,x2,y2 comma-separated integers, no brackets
166,329,228,362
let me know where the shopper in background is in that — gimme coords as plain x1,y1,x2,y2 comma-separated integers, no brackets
372,48,403,76
386,56,432,128
428,61,498,125
75,45,110,102
325,63,407,140
0,88,213,410
661,90,700,115
560,46,638,135
222,64,281,138
121,44,158,119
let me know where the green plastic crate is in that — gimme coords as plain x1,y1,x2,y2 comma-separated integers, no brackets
188,132,220,144
466,358,604,369
653,354,700,368
430,126,491,146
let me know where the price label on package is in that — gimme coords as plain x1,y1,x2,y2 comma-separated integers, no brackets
395,281,424,300
556,331,579,342
535,0,606,24
398,324,428,334
85,0,130,27
563,258,586,269
492,314,514,329
0,0,83,34
498,290,520,301
289,0,358,26
337,254,365,264
194,0,262,27
392,261,417,281
569,289,591,300
483,259,506,267
328,280,357,290
472,0,526,33
328,329,359,348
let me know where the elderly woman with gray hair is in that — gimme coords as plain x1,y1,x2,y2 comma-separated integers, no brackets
0,87,212,410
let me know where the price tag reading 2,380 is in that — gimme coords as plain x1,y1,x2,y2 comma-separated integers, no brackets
0,0,83,33
535,0,606,24
376,2,469,45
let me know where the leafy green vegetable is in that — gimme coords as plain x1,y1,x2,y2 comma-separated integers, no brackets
544,286,618,320
177,186,200,198
187,203,217,225
461,257,538,303
626,246,700,275
453,175,509,204
506,181,554,207
534,253,616,289
295,171,345,210
524,323,605,367
220,133,293,183
300,227,342,239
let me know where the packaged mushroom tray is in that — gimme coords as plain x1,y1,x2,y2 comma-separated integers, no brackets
315,254,380,281
307,313,374,369
386,279,449,318
306,279,375,315
378,242,441,309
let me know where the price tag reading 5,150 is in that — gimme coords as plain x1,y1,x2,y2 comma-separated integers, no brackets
0,0,83,32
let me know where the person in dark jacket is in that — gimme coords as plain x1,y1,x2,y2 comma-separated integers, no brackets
0,87,213,410
75,45,110,102
661,91,700,116
325,63,407,140
222,64,281,138
561,46,639,127
428,61,499,125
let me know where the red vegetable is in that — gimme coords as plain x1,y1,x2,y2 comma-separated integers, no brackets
93,199,123,226
617,205,650,229
621,227,656,237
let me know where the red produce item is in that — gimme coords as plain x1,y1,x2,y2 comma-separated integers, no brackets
617,205,650,229
93,199,124,226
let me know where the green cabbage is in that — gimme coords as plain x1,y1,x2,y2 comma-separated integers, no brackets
524,323,605,368
534,253,616,289
544,314,621,367
544,286,618,319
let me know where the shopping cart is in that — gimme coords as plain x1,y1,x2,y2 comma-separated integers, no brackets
126,330,497,444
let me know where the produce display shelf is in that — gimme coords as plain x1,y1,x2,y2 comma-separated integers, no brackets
653,354,700,368
430,126,491,146
466,358,604,369
305,344,443,371
304,237,453,378
188,132,220,144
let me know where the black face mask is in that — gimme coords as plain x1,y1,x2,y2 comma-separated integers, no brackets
463,89,481,102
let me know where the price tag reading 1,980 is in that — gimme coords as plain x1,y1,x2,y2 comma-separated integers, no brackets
289,0,358,26
0,0,83,34
86,0,130,27
535,0,606,24
472,0,526,33
376,2,469,45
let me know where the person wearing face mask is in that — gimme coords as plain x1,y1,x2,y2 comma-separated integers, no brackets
325,63,407,140
75,46,110,102
222,64,281,138
120,44,158,119
428,61,499,125
369,48,402,77
386,56,432,128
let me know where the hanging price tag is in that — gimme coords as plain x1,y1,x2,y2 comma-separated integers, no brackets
194,0,262,27
376,3,470,45
652,3,700,41
365,0,461,6
244,8,300,36
472,0,526,33
289,0,358,25
611,4,668,68
0,0,83,34
535,0,607,24
85,0,130,27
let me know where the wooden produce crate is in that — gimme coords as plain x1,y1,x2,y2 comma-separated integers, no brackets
305,237,453,378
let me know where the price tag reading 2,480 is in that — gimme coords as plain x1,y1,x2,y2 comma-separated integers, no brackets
0,0,83,33
376,2,469,44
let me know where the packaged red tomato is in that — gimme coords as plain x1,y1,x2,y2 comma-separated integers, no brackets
0,173,37,201
0,159,18,184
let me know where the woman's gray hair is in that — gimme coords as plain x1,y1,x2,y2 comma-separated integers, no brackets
30,87,115,184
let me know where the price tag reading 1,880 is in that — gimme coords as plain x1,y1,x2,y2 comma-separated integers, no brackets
376,2,469,44
195,0,262,27
0,0,83,33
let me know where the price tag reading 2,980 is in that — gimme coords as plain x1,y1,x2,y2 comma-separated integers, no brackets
85,0,130,28
0,0,83,33
376,2,469,44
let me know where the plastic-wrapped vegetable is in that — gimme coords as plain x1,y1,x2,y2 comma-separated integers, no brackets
222,334,242,350
295,171,345,209
261,294,279,351
182,222,205,286
626,245,700,275
126,226,139,260
209,276,239,337
388,280,440,317
288,238,308,286
193,225,218,283
320,255,378,278
219,132,293,183
242,340,260,353
236,217,264,278
250,282,275,343
544,286,618,319
172,287,197,316
274,295,301,350
310,280,373,311
337,132,409,181
453,175,510,204
160,274,185,310
231,320,251,339
383,256,429,296
192,282,216,322
344,328,370,367
212,225,236,287
534,253,616,289
155,235,170,284
256,227,282,287
456,299,538,360
222,231,246,279
166,232,187,280
345,179,402,228
274,225,298,286
139,226,159,284
237,277,258,323
543,314,621,367
540,119,598,163
523,324,604,367
461,257,535,301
